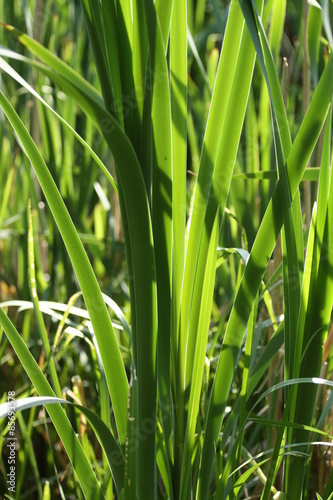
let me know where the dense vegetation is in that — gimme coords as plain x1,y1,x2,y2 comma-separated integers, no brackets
1,0,333,498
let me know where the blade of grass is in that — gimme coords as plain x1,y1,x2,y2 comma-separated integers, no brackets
169,0,188,493
0,89,128,441
307,0,322,86
100,0,124,129
132,0,148,156
141,2,173,497
113,0,134,139
80,0,115,118
1,30,160,484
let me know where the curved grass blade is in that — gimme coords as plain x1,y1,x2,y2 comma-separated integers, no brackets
0,23,105,107
0,89,128,441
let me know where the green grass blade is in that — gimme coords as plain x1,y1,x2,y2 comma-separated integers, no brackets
285,108,333,495
132,0,148,155
100,0,124,129
2,28,160,477
154,0,173,51
123,368,138,500
0,89,128,441
140,3,173,497
322,0,333,46
269,0,287,60
114,0,134,139
80,0,115,118
0,23,105,107
170,0,187,352
169,0,187,485
232,168,322,182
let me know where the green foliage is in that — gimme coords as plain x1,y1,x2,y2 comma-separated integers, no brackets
1,0,333,498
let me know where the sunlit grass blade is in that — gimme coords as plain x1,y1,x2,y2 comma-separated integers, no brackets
0,89,128,441
170,0,187,361
169,0,188,489
0,23,104,106
307,0,322,86
154,0,173,51
232,458,270,498
239,0,304,390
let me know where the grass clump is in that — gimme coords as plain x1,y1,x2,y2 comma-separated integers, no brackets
1,0,333,498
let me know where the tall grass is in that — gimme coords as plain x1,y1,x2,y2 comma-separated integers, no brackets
1,0,333,498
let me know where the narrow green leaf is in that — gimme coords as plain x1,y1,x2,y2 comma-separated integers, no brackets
0,89,128,441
